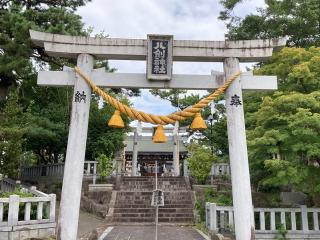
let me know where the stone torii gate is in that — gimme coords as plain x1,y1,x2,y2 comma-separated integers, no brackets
30,30,285,240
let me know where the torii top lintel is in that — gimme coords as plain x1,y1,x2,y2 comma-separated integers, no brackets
30,30,286,62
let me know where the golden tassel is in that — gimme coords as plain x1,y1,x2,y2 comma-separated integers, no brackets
108,110,125,128
190,113,207,130
153,125,167,143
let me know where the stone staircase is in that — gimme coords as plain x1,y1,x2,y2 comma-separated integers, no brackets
110,176,195,224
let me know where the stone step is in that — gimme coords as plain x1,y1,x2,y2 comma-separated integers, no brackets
115,196,193,201
112,217,194,223
111,176,194,223
113,213,155,218
113,208,193,213
114,205,194,209
116,191,192,195
115,200,192,206
113,213,194,218
119,187,187,191
112,217,155,223
121,180,186,184
113,208,155,213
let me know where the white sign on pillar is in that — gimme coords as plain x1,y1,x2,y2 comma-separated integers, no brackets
58,54,93,240
224,57,255,240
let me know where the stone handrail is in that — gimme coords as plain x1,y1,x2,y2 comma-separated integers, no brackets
0,193,56,239
0,178,17,192
206,202,320,239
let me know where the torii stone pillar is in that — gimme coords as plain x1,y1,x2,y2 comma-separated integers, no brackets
58,54,93,240
224,58,254,239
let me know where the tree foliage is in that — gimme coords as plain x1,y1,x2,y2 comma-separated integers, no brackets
0,1,131,178
0,90,26,177
186,143,218,184
96,153,113,179
219,0,320,202
220,0,320,47
246,48,320,200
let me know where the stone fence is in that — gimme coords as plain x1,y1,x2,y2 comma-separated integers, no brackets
210,163,230,177
0,178,18,193
21,161,98,183
0,187,56,240
206,202,320,239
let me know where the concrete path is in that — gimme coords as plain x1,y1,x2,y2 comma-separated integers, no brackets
78,210,104,237
56,201,104,239
101,226,207,240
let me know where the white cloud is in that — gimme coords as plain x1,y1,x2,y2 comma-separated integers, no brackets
130,89,176,115
77,0,265,118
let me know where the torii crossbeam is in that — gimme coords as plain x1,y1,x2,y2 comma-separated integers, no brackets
30,30,286,240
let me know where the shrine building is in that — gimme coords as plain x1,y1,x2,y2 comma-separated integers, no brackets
123,127,188,176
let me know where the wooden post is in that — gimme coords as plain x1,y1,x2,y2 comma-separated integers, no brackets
8,195,19,227
206,202,217,231
93,162,97,184
58,54,93,240
211,203,217,231
291,211,297,231
132,130,138,176
173,134,180,176
224,57,255,240
260,211,265,231
49,194,56,222
183,159,189,177
86,162,91,175
313,211,319,231
301,205,309,232
0,202,4,222
271,211,276,230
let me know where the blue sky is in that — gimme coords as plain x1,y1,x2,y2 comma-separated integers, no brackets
77,0,265,124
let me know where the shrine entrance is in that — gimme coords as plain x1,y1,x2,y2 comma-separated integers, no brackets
30,30,286,240
124,127,188,176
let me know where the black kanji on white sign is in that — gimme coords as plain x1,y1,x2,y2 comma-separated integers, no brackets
151,40,168,75
74,91,86,103
147,35,173,81
230,94,242,107
151,190,164,207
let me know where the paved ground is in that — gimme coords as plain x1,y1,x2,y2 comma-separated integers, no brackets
102,226,207,240
56,201,104,239
78,210,104,237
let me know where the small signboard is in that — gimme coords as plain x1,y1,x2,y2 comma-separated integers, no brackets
147,35,173,81
151,189,164,207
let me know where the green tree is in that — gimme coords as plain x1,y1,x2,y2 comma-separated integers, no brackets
0,90,26,177
96,153,113,179
218,1,320,205
0,1,131,173
248,91,320,193
86,94,130,161
0,0,91,165
245,48,320,204
0,1,90,100
187,143,218,184
219,0,320,47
